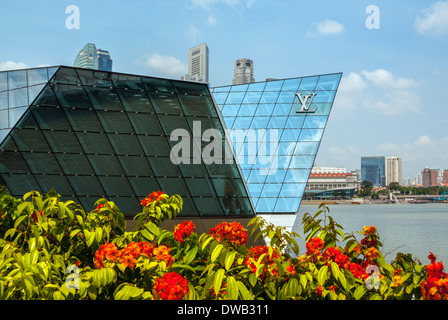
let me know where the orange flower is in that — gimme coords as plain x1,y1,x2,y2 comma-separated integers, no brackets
209,221,247,246
153,245,175,267
421,252,448,300
174,220,195,243
153,272,189,300
364,247,380,263
306,237,325,256
94,242,121,269
141,191,166,207
363,225,377,236
316,285,323,297
243,245,282,282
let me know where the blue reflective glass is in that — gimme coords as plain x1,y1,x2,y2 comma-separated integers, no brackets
264,80,284,91
223,116,235,128
213,92,229,105
299,76,318,90
299,129,323,141
293,141,319,155
289,155,314,169
256,197,276,212
230,84,249,92
277,91,296,104
9,107,27,126
285,115,305,128
280,183,306,197
264,169,287,183
255,104,274,117
314,91,335,103
232,117,252,129
267,116,287,129
0,72,7,92
237,104,258,117
225,92,246,104
213,86,231,93
285,169,310,183
281,128,301,141
303,116,328,128
247,82,266,91
0,92,7,110
260,184,281,198
27,69,49,86
0,110,8,129
247,170,267,183
249,117,270,129
9,89,28,107
242,91,262,104
28,84,45,104
282,78,301,91
276,141,296,156
313,103,332,116
259,91,278,104
247,183,263,198
221,105,240,117
316,74,341,90
8,70,27,90
275,156,292,169
274,197,301,213
272,104,290,116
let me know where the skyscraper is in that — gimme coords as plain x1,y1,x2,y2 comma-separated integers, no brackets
361,156,385,187
183,43,209,84
74,43,113,72
96,49,113,72
385,156,402,186
73,43,97,69
233,58,254,85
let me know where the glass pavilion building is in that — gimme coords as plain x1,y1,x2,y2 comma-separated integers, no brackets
0,65,341,232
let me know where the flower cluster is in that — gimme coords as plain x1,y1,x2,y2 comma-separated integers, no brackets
361,225,378,248
174,220,195,243
209,221,248,246
140,191,166,207
94,241,174,270
306,237,324,256
152,272,189,300
421,252,448,300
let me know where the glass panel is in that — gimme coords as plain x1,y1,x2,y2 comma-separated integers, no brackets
230,84,249,92
313,103,332,116
242,92,262,104
280,183,306,197
264,80,284,91
0,92,8,110
27,68,49,86
118,156,154,177
157,178,191,197
298,76,318,90
178,197,198,216
285,115,305,128
274,197,301,213
68,176,105,196
289,155,314,169
0,110,8,129
282,78,301,91
28,84,46,105
99,176,134,196
128,177,160,197
273,156,291,170
221,105,240,117
272,104,291,116
316,74,341,91
232,117,252,129
267,116,287,129
141,78,174,93
148,157,181,177
225,92,245,105
1,174,40,195
178,95,217,117
220,197,253,216
54,84,92,109
247,82,266,91
0,72,7,92
247,183,263,198
35,175,74,195
178,162,209,178
211,92,228,105
76,69,113,87
193,197,223,216
127,113,163,135
52,67,81,85
212,178,248,197
64,108,103,132
173,81,209,96
43,131,83,153
32,84,59,106
285,169,310,183
281,128,301,141
206,162,240,179
138,135,171,156
31,106,71,130
149,92,183,115
256,197,276,212
84,86,124,111
293,141,319,155
158,115,190,135
11,129,50,152
87,155,124,175
299,129,323,141
76,132,114,154
259,91,278,104
264,169,287,183
237,104,258,117
117,89,154,113
108,134,144,155
96,111,134,133
0,151,30,173
111,74,144,90
110,197,141,215
185,178,216,197
23,152,62,174
303,115,327,129
55,153,94,175
8,70,27,89
249,117,270,129
247,169,267,183
8,107,28,127
9,88,28,107
314,91,335,103
277,91,296,104
259,184,281,198
254,104,274,117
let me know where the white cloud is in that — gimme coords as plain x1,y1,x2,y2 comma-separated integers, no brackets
362,89,422,116
0,61,29,71
207,15,217,26
139,54,187,77
415,1,448,35
187,24,201,41
361,69,420,89
316,20,345,35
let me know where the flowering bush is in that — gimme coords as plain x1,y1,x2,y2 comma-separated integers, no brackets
0,189,445,300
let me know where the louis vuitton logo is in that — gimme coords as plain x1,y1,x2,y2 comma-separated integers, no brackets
295,92,317,113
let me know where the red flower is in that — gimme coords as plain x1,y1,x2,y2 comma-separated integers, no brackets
306,237,325,256
174,221,195,243
209,221,247,246
94,242,122,269
141,191,166,207
421,252,448,300
153,272,189,300
243,245,282,282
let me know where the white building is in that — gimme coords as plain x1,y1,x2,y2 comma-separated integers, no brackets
182,43,209,84
306,167,359,191
385,156,402,186
232,58,255,85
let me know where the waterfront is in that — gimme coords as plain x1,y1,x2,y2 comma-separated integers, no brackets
292,203,448,264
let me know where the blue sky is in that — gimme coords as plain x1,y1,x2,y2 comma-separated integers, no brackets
0,0,447,181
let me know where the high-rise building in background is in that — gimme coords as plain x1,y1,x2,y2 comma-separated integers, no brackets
182,43,209,84
96,49,113,72
233,58,255,85
443,170,448,185
361,156,386,187
73,43,97,69
385,156,402,186
74,43,113,72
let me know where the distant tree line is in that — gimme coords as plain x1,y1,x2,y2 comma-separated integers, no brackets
355,180,447,198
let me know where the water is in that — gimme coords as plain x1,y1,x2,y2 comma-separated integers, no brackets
292,203,448,264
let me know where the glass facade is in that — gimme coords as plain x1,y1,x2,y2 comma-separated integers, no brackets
361,156,386,187
0,66,254,218
211,73,342,214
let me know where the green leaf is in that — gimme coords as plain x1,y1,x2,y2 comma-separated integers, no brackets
300,274,307,289
183,246,198,265
224,250,237,271
354,285,366,300
211,243,224,262
237,281,253,300
286,278,299,298
95,227,103,243
330,261,340,280
214,268,225,296
226,276,238,300
201,235,214,251
318,265,328,286
338,271,347,291
145,221,160,236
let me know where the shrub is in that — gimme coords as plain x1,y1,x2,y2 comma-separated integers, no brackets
0,188,445,300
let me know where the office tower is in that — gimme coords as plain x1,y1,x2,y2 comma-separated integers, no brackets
422,167,433,187
233,58,255,85
73,43,97,69
184,43,209,84
385,156,402,185
96,49,113,72
361,156,386,187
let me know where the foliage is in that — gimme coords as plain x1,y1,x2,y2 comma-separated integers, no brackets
0,189,445,300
